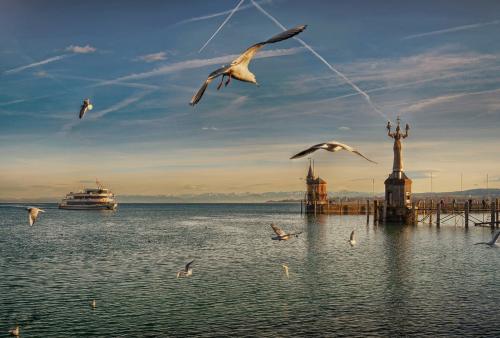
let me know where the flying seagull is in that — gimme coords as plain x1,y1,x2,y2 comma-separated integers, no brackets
290,140,377,164
176,260,194,278
270,223,302,241
27,207,45,226
189,24,307,105
8,325,19,337
348,230,356,246
79,98,93,119
474,230,500,246
282,264,289,278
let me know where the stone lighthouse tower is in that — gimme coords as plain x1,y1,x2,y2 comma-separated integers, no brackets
383,117,413,222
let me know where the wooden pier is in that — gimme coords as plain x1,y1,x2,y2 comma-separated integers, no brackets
301,197,500,228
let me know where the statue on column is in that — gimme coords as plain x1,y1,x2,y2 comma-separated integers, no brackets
387,116,409,176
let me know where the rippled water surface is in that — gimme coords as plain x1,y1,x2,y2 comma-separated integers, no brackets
1,203,499,337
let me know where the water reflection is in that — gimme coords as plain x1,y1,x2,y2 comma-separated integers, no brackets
381,224,413,334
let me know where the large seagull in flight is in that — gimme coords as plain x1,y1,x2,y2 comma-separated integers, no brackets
190,24,307,105
290,140,377,164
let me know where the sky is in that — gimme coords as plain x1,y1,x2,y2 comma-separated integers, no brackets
0,0,499,200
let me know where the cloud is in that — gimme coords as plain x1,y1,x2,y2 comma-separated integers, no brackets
402,19,500,40
34,70,48,78
406,170,440,180
202,126,219,131
4,54,71,74
95,47,305,86
136,51,167,63
65,44,96,54
338,126,351,131
404,88,500,114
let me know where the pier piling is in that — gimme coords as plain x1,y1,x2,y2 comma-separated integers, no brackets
491,200,497,228
465,201,469,228
496,198,499,228
436,202,441,227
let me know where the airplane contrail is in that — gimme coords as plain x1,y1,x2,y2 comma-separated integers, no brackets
250,0,387,120
402,19,500,40
198,0,246,53
4,54,72,74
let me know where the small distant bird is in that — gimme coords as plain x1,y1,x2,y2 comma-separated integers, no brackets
270,223,302,241
348,230,356,246
290,141,377,164
474,230,500,246
190,24,307,105
176,260,194,278
90,299,96,309
8,325,19,336
79,98,93,119
282,264,289,278
27,207,45,226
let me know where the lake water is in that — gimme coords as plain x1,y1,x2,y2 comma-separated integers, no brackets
0,203,499,337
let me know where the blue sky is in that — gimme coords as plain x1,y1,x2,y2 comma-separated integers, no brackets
1,0,499,199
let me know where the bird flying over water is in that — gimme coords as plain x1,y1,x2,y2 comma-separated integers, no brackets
8,325,19,337
190,25,307,105
79,98,93,119
177,260,194,278
348,230,356,246
474,230,500,246
270,223,302,241
27,207,45,226
290,140,377,164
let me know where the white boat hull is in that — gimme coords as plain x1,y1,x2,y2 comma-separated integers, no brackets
58,203,117,210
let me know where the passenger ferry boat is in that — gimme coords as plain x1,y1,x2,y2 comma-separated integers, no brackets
59,180,118,210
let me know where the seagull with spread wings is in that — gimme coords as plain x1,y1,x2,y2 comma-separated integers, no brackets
176,260,195,278
79,98,93,119
190,25,307,105
270,223,302,241
290,140,377,164
348,230,356,246
474,230,500,247
27,207,45,226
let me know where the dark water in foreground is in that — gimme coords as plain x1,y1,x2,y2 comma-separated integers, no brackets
0,203,499,337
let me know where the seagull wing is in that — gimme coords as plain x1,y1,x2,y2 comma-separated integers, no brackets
28,208,39,225
490,230,500,245
79,104,88,119
271,223,286,237
350,230,355,241
185,259,195,272
189,66,229,106
329,141,377,164
290,143,328,159
231,25,307,67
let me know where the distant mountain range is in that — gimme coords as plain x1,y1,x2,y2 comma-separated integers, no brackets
88,188,500,203
2,189,498,204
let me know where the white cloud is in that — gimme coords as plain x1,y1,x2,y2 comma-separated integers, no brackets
338,126,351,131
65,44,96,54
34,70,48,78
95,47,305,87
404,88,500,114
136,52,167,63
